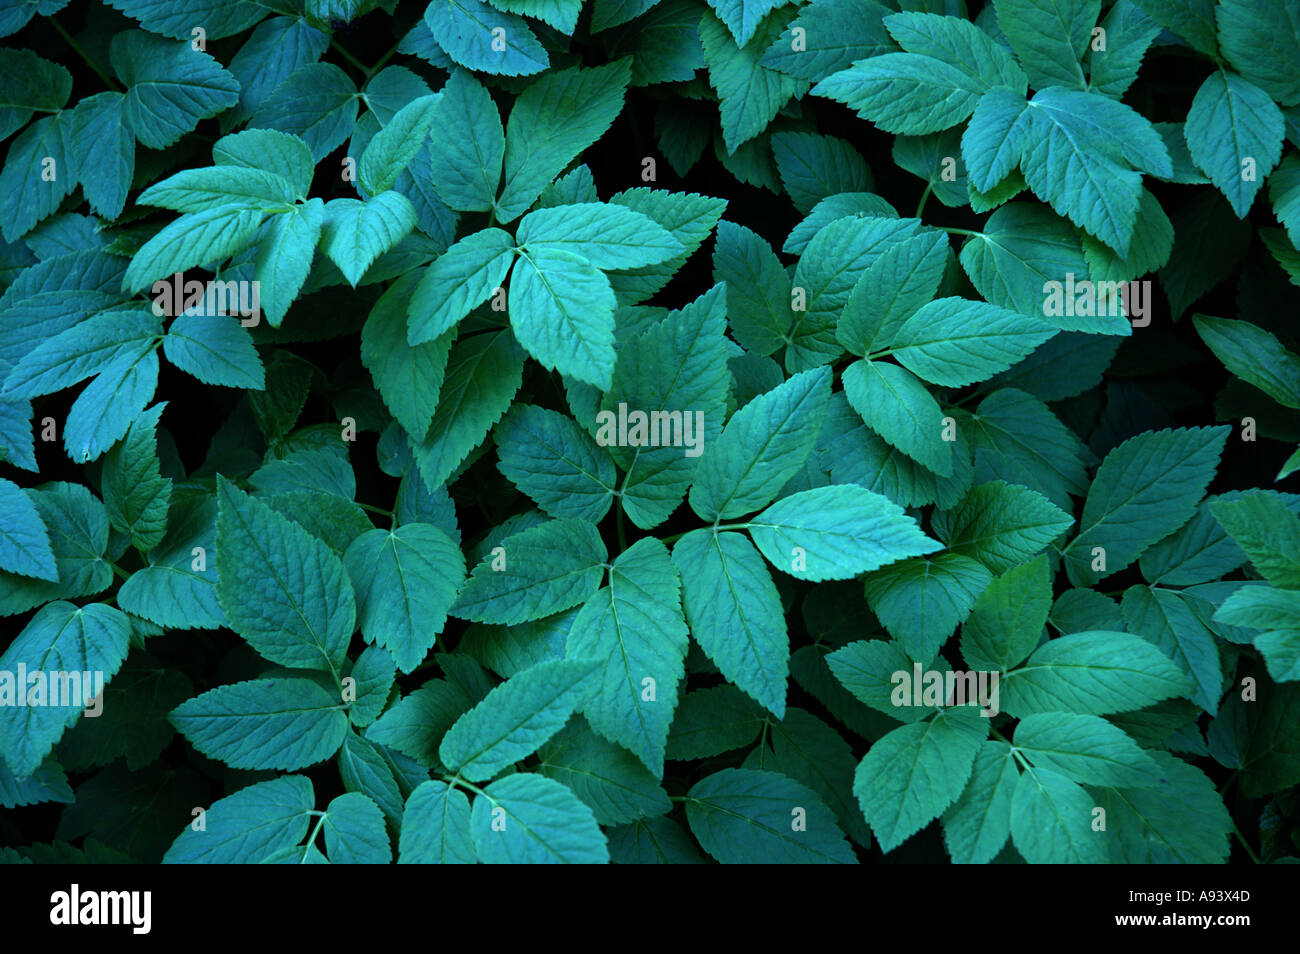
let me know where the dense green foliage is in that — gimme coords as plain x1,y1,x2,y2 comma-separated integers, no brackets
1,0,1299,865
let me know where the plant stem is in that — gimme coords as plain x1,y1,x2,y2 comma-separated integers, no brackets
356,501,393,518
331,38,370,77
365,40,402,81
915,181,934,218
1232,821,1261,864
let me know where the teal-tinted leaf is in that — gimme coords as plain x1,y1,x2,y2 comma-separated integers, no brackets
139,168,298,215
1064,427,1229,586
0,477,57,581
1194,315,1300,410
1210,491,1300,589
0,113,75,242
123,206,264,294
67,93,134,221
941,740,1018,864
255,199,325,326
999,631,1192,717
687,767,857,863
711,220,791,356
884,11,1028,94
674,529,787,716
993,0,1097,90
407,228,515,345
359,94,439,196
1010,764,1106,863
665,684,765,760
409,328,525,490
960,554,1051,672
566,538,687,775
321,192,417,287
888,297,1057,387
213,129,316,200
163,315,264,390
0,756,72,809
453,518,606,625
163,775,314,864
497,61,630,222
322,792,390,864
837,231,948,356
249,63,358,162
933,481,1072,574
701,9,807,153
215,477,356,676
1185,70,1284,217
441,659,597,781
426,0,549,76
814,52,980,135
843,359,953,477
470,772,609,863
343,525,465,675
1122,585,1222,714
117,496,223,630
0,602,131,776
398,780,475,863
853,706,987,852
494,404,617,522
101,402,170,553
759,0,895,83
770,131,872,214
517,203,684,270
538,719,672,824
509,247,617,389
170,677,348,771
112,31,239,150
1015,711,1165,787
749,484,941,582
690,366,832,520
863,554,990,664
362,274,450,437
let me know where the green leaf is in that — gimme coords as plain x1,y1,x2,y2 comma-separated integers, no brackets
0,113,74,242
343,525,465,675
424,70,503,212
960,554,1051,672
1210,491,1300,589
215,476,357,676
968,388,1091,510
1122,585,1222,713
360,94,439,195
566,538,688,776
497,61,630,222
999,631,1193,717
687,767,858,863
409,328,525,490
249,63,358,162
117,496,223,630
1064,427,1229,586
213,130,316,200
453,518,606,626
101,402,170,553
674,529,788,716
1092,750,1231,863
837,231,948,356
494,404,617,522
0,602,131,776
255,198,325,327
770,131,873,214
1010,764,1106,863
711,220,791,356
993,0,1097,90
0,49,71,139
398,780,475,863
887,297,1058,387
883,11,1028,94
1217,0,1300,106
843,359,953,477
322,792,391,864
68,93,134,221
170,677,348,771
1086,0,1160,99
407,228,516,345
123,206,265,294
665,684,765,760
509,247,617,389
1194,315,1300,409
440,659,597,781
690,366,831,520
702,9,808,153
1015,712,1165,787
853,706,987,853
469,772,609,863
1185,70,1284,218
362,273,451,437
749,484,941,582
112,31,239,150
163,315,265,390
517,203,684,270
426,0,549,77
606,188,728,305
941,740,1018,864
863,554,991,664
321,192,417,287
759,0,895,84
0,477,57,581
813,53,982,135
138,167,298,215
163,775,314,864
0,756,72,809
933,481,1073,574
538,719,673,824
